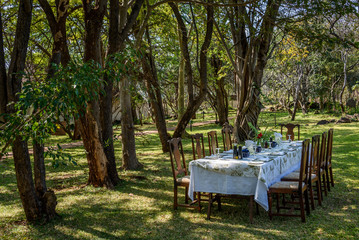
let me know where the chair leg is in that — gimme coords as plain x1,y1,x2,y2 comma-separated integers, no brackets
304,189,310,216
329,166,334,187
207,193,213,220
174,186,178,210
267,192,273,220
197,192,202,212
315,180,322,206
299,192,306,223
325,167,331,192
185,186,189,204
217,194,222,211
309,182,315,210
256,203,260,215
322,172,328,197
249,196,254,224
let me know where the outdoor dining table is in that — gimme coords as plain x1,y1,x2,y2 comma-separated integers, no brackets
188,141,303,211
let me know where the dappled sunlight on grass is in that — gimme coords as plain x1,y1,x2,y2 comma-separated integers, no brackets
1,111,359,239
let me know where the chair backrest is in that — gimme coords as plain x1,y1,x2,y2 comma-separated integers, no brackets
319,131,327,169
168,138,187,181
309,135,320,176
326,128,334,165
222,122,233,151
298,139,310,190
280,123,300,140
191,133,205,160
207,131,218,155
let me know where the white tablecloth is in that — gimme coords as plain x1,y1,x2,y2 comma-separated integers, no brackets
188,142,302,211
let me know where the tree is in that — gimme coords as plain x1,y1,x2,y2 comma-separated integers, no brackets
215,0,282,141
0,0,57,222
170,1,214,138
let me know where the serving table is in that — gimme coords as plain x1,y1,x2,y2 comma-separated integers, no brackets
188,141,303,211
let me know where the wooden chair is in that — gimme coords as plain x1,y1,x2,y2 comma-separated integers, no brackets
267,139,311,222
191,134,205,160
319,131,328,198
280,123,300,141
207,131,219,155
221,122,233,151
282,135,322,210
325,128,334,190
168,138,201,211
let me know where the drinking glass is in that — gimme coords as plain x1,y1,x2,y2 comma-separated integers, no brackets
216,148,221,159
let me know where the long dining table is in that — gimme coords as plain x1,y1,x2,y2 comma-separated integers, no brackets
188,141,303,211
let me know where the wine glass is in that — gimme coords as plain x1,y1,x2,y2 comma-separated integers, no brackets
216,148,221,159
288,135,292,143
253,143,257,154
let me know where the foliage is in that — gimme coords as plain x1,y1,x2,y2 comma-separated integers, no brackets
0,49,139,161
248,122,272,145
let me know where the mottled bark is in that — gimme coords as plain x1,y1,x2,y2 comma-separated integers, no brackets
81,0,113,188
33,141,47,197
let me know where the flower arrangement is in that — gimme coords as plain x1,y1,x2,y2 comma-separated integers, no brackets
248,122,272,146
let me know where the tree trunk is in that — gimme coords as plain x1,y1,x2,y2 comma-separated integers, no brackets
105,0,143,171
5,0,54,222
0,11,7,118
82,0,114,188
120,77,142,170
230,0,282,142
170,2,214,138
12,138,42,221
33,141,47,197
211,55,228,125
178,56,185,120
339,51,348,113
140,45,170,152
73,119,82,140
79,105,113,187
291,67,303,121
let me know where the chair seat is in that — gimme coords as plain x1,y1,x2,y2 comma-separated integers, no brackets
269,181,305,192
176,175,190,186
282,172,317,181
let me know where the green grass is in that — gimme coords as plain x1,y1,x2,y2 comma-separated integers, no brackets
0,111,358,239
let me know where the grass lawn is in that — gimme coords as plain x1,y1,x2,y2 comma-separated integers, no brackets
0,111,358,239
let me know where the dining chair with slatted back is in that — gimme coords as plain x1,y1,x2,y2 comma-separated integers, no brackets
326,128,334,190
221,122,233,151
280,123,300,141
191,133,205,160
319,131,328,198
281,135,321,210
267,139,310,222
207,131,219,155
168,138,200,211
308,135,322,209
